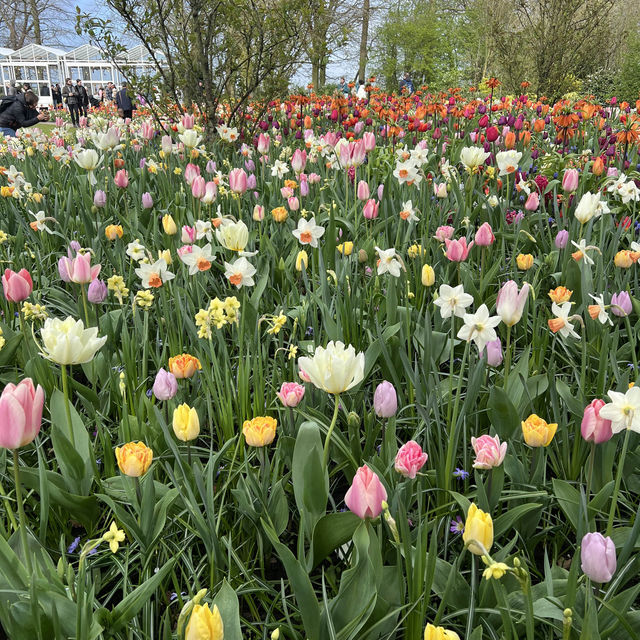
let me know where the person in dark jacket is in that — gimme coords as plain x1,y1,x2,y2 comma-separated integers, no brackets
76,79,89,118
6,81,17,96
51,84,62,108
0,91,49,138
61,78,80,126
399,72,414,95
115,82,135,119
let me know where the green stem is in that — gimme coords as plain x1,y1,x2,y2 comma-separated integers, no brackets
0,478,18,531
606,428,630,537
585,441,596,512
80,283,90,326
12,450,32,575
624,316,638,375
503,325,512,390
522,573,535,640
465,555,477,639
446,319,456,428
322,394,341,468
60,364,75,447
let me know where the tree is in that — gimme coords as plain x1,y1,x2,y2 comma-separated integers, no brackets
78,0,308,133
0,0,75,49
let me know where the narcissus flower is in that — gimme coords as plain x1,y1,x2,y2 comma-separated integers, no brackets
599,386,640,433
243,416,277,446
180,243,214,274
102,521,126,553
434,284,474,319
224,257,257,288
292,217,325,248
521,414,557,447
375,246,402,277
548,302,581,339
482,561,510,581
457,304,501,352
135,258,175,288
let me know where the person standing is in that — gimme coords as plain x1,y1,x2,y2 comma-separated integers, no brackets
338,77,349,97
356,79,367,100
105,82,114,102
115,82,135,119
76,79,89,118
51,84,62,109
6,80,17,96
62,78,79,126
399,72,414,95
0,91,49,138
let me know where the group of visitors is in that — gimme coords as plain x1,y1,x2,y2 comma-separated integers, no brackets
336,72,414,98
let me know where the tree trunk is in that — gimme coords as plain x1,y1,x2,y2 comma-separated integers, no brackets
358,0,370,82
28,0,42,44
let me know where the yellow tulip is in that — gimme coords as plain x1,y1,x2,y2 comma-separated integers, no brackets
516,253,534,270
614,250,634,268
337,241,354,256
158,249,172,265
271,206,288,223
162,214,177,235
462,503,493,555
115,441,153,477
243,416,277,447
173,403,200,441
105,224,124,240
185,603,224,640
421,264,435,286
296,250,308,272
424,623,460,640
521,413,557,447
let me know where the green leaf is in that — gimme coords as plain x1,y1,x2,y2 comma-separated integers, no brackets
488,386,520,439
552,478,580,532
494,503,543,538
311,511,361,569
212,580,242,640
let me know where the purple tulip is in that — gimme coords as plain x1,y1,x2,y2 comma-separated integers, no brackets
581,532,616,583
611,291,632,317
555,230,569,249
377,184,384,200
94,190,106,208
484,338,503,366
87,279,107,303
153,368,178,401
373,381,397,418
141,192,153,209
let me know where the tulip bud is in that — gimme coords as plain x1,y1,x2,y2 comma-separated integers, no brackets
347,411,360,431
562,168,579,192
611,291,632,317
276,382,305,407
253,204,265,221
344,465,387,519
581,532,616,583
484,338,503,366
581,399,613,444
524,192,539,211
421,264,435,286
463,503,493,555
358,249,368,263
357,180,370,201
0,378,45,449
474,222,495,247
592,157,604,176
87,278,107,303
373,381,397,418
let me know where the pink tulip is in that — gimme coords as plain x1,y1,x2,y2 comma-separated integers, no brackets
581,399,613,444
253,204,265,221
471,434,507,469
606,167,618,178
373,381,397,418
60,253,101,285
496,280,529,326
114,169,129,189
93,190,106,208
474,222,495,247
181,225,197,244
307,173,321,184
300,177,309,196
291,149,307,174
177,245,193,258
362,132,376,151
363,199,379,220
288,196,299,211
377,184,384,200
562,168,579,192
247,174,256,190
153,368,178,401
201,181,218,204
2,269,33,302
434,225,455,241
181,114,195,129
581,532,616,583
229,168,248,194
277,382,305,407
0,378,45,449
394,440,428,479
191,176,206,199
357,180,370,201
257,133,270,154
444,237,474,262
344,465,387,519
184,163,201,186
524,192,539,211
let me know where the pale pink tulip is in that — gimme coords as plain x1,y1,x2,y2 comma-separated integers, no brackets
444,237,473,262
581,399,613,444
2,269,33,302
471,434,507,469
344,465,387,519
0,378,45,449
277,382,305,407
394,440,428,479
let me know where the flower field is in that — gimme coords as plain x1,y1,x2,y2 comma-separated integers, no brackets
1,89,640,639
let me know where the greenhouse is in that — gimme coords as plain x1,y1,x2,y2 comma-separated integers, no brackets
0,43,160,104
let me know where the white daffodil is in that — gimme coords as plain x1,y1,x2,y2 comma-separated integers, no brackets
134,258,175,289
393,159,421,185
126,239,147,262
599,386,640,433
375,247,402,277
434,284,474,319
399,200,419,223
571,239,600,266
292,217,325,248
588,294,612,325
270,160,289,179
180,243,214,275
548,302,581,339
457,304,502,352
195,219,213,242
224,256,256,288
495,150,522,176
29,210,56,234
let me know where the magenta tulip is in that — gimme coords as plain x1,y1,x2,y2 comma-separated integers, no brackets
0,379,45,449
344,465,387,519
